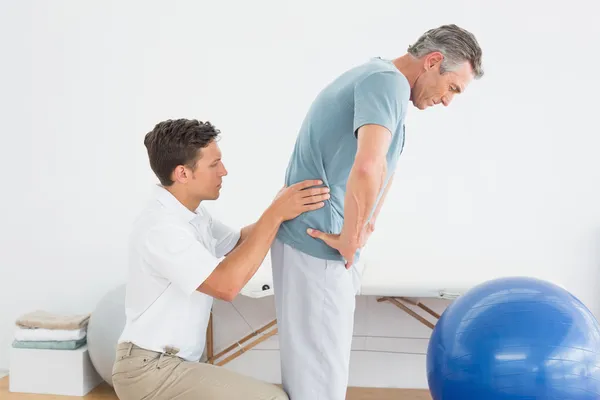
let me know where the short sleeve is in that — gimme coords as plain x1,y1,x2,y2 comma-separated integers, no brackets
144,225,219,296
208,217,241,258
353,71,405,137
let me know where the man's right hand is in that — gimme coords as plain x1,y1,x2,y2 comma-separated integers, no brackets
269,180,330,222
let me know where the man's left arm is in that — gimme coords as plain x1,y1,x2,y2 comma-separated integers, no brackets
359,172,394,247
369,172,394,228
228,223,256,254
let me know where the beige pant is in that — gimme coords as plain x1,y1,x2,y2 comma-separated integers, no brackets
112,342,288,400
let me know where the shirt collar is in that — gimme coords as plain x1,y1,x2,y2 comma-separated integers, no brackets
154,185,199,223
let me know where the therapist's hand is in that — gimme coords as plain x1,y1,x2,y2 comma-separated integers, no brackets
269,180,330,222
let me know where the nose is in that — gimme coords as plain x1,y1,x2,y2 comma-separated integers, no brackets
220,163,228,177
442,93,455,107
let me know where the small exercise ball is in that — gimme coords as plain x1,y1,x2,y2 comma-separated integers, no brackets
87,284,126,387
427,276,600,399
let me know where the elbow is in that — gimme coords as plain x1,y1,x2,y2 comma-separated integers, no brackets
222,288,240,302
216,283,242,302
218,291,236,302
353,157,387,177
199,279,240,302
204,263,243,302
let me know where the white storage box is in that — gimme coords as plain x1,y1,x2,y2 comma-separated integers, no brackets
9,344,102,396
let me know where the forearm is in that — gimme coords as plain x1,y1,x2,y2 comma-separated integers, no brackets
370,172,394,225
341,159,387,246
209,211,280,300
241,223,256,240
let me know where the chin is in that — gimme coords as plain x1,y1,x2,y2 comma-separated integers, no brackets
200,191,220,201
411,99,425,110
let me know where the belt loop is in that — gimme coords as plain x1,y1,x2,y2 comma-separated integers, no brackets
126,342,133,357
157,346,179,369
157,352,164,369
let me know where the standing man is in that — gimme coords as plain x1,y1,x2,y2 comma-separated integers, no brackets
271,24,484,400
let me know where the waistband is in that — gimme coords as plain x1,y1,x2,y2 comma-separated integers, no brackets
116,341,181,357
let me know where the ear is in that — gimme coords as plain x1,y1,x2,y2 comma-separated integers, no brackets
425,52,444,70
172,165,190,184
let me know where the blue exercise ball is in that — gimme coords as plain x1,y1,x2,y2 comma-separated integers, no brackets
426,276,600,399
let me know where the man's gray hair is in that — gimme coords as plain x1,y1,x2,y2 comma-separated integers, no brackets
408,24,484,79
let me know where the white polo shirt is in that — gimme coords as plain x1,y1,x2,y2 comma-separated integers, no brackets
118,186,240,362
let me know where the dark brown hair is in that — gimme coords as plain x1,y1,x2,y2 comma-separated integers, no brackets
144,119,220,186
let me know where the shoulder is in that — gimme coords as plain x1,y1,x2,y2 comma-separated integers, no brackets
351,61,411,125
356,68,410,103
130,208,195,252
137,222,202,264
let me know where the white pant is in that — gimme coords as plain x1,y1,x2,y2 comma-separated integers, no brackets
270,238,361,400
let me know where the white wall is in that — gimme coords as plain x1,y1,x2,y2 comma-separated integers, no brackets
1,0,599,388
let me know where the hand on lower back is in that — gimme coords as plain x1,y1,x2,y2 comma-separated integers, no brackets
306,229,358,269
270,180,330,222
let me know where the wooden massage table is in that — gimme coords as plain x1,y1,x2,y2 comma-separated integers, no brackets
204,252,475,366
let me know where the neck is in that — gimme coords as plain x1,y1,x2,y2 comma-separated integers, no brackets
391,54,424,89
164,185,201,212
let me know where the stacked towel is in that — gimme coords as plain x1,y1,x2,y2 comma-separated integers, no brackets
12,310,90,350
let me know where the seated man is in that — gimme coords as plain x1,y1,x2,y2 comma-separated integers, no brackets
111,118,329,400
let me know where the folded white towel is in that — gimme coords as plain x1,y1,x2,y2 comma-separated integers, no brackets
16,310,90,330
14,326,86,342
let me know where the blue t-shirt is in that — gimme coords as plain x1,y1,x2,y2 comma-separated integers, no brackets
276,57,410,261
